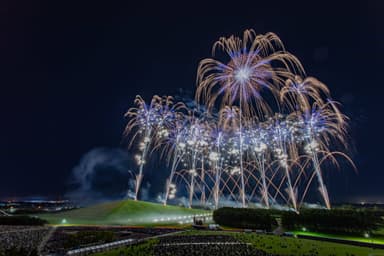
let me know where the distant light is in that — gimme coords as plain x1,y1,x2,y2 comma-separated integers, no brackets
364,233,370,238
61,219,67,224
302,227,307,232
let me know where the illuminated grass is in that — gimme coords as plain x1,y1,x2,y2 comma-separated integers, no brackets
38,199,210,225
293,230,384,245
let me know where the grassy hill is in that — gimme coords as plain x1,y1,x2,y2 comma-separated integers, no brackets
39,200,210,226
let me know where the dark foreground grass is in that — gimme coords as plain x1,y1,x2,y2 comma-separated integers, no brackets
89,230,384,256
184,230,384,256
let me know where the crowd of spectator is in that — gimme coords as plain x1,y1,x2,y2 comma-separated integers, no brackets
42,226,180,255
0,225,44,233
0,225,50,256
154,235,276,256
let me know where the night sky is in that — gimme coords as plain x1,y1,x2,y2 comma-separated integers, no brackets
1,1,383,203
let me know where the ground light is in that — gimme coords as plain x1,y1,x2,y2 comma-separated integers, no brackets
152,213,212,224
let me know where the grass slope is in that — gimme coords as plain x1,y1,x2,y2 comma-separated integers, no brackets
39,200,209,225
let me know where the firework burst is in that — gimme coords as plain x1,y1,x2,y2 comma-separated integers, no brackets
123,29,354,211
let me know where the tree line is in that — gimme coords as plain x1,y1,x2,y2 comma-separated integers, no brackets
213,207,384,233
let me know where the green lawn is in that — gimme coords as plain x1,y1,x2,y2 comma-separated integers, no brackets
38,199,210,226
181,230,384,256
86,230,384,256
293,230,384,245
373,226,384,237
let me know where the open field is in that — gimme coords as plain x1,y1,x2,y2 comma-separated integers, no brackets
293,230,384,245
38,200,210,226
179,230,384,256
36,201,384,255
88,230,384,256
234,232,384,256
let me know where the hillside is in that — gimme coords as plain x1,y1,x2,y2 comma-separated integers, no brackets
39,199,210,226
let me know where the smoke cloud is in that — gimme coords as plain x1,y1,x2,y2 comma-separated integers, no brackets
66,147,136,205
